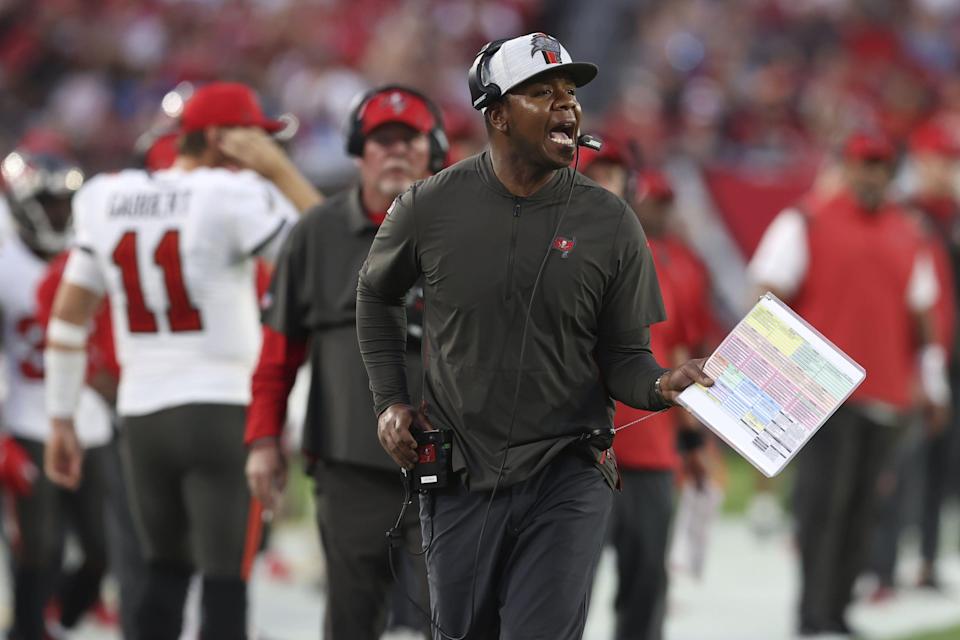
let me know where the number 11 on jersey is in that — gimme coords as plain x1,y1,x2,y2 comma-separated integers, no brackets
111,229,204,333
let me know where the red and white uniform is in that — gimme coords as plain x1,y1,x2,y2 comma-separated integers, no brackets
64,167,297,416
613,236,692,471
0,232,111,445
750,190,937,411
659,236,716,351
36,251,121,385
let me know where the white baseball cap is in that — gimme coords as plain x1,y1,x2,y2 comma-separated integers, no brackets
469,32,598,111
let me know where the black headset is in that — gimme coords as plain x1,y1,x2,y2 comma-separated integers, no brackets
345,85,449,174
467,39,509,111
467,39,604,157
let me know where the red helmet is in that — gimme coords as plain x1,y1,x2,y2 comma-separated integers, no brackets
636,170,674,203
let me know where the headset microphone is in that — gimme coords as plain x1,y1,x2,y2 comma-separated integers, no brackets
577,133,602,151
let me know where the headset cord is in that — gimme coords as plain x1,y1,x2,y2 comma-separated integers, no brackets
614,408,670,432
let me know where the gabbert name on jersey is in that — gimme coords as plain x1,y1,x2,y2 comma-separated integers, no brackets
108,190,191,218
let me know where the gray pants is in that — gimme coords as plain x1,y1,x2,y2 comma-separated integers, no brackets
609,469,674,640
793,406,905,633
102,433,147,640
918,420,955,565
421,448,612,640
120,403,256,639
869,426,916,587
313,461,425,640
9,438,109,639
871,414,957,586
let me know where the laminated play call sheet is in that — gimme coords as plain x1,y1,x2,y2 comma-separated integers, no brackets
677,293,866,477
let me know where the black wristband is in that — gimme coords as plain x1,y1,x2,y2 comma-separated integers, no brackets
677,428,706,452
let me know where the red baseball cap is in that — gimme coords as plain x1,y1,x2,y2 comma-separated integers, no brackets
145,132,179,171
843,131,895,163
359,89,436,136
909,122,960,158
180,82,283,133
578,136,629,172
636,170,674,202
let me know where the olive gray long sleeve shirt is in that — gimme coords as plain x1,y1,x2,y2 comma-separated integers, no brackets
357,152,668,489
263,188,423,472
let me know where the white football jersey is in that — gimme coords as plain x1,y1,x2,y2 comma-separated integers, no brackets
0,231,111,445
68,167,297,416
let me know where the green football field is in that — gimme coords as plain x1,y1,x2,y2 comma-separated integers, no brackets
899,626,960,640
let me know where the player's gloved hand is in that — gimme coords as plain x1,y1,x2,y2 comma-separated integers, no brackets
245,438,287,519
44,418,83,490
0,435,37,496
658,358,714,405
378,403,434,471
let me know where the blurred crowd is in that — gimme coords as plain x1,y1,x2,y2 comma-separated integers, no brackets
3,0,960,183
3,0,960,638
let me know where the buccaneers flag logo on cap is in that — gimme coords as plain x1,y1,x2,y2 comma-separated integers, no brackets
531,33,562,64
387,92,406,114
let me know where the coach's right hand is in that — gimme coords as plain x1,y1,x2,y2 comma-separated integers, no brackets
378,404,432,471
245,438,287,515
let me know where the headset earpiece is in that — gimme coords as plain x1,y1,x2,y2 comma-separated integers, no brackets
344,85,449,174
468,39,508,111
344,90,370,159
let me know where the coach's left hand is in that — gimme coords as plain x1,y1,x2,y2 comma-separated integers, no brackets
659,358,714,404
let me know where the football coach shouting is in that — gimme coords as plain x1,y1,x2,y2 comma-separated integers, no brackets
357,32,712,639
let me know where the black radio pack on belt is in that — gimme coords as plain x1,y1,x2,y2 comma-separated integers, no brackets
578,426,615,450
412,429,452,491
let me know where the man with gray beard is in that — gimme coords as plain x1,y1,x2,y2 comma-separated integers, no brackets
244,86,448,639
